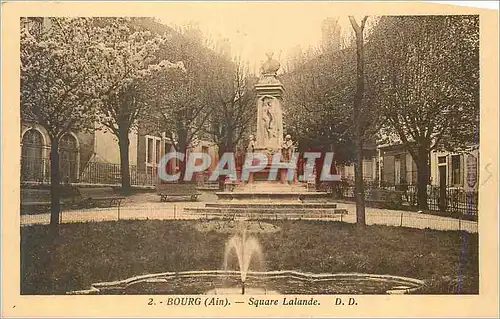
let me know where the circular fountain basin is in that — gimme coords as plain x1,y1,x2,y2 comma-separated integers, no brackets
68,270,424,295
207,287,279,295
195,220,281,234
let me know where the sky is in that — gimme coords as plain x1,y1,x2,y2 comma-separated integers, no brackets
157,2,356,73
156,1,495,74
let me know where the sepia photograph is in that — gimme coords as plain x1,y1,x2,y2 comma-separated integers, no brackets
2,1,499,317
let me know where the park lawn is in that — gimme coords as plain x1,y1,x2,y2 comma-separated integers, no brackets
21,220,478,294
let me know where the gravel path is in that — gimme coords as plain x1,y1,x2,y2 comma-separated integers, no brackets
20,192,478,233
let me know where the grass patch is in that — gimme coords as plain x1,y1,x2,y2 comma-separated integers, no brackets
21,219,478,294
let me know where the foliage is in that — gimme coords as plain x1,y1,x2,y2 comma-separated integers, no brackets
365,15,479,209
21,17,105,227
21,18,101,139
282,49,358,164
20,17,187,197
143,26,214,153
90,18,185,191
366,15,480,153
93,17,185,137
283,41,381,164
203,56,257,155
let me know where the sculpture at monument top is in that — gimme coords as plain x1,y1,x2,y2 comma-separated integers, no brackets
260,52,281,75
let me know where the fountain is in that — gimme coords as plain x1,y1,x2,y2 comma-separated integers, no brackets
224,228,264,293
218,225,269,295
68,221,425,295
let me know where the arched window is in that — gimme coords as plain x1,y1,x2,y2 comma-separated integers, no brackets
59,134,79,183
21,129,45,182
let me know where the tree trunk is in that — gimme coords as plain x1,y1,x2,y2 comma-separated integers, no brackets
416,149,430,210
118,125,131,195
216,135,235,190
218,143,226,190
354,140,366,224
352,17,367,225
177,131,188,183
314,151,324,188
49,137,61,235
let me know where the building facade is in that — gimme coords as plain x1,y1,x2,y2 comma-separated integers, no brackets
337,152,378,183
21,122,93,184
378,144,418,186
430,147,479,191
20,121,219,186
377,143,479,191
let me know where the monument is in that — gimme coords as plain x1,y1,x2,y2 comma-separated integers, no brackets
185,53,347,218
243,52,295,183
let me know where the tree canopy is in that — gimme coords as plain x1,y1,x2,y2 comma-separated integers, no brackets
366,15,480,154
21,18,101,139
283,47,372,164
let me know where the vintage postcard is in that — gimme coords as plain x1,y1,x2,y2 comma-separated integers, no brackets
2,1,499,317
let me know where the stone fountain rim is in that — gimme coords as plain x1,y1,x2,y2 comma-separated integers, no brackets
215,192,330,195
67,270,425,295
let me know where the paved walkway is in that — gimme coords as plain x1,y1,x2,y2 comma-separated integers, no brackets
335,202,477,233
20,192,478,233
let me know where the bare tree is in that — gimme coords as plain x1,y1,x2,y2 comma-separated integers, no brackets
204,56,257,188
366,16,479,209
349,15,369,225
144,26,215,181
283,47,357,164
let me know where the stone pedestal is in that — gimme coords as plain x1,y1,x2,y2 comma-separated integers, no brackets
254,53,285,152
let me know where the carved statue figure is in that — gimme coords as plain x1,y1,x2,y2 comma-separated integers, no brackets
262,97,275,139
281,134,295,161
246,135,256,153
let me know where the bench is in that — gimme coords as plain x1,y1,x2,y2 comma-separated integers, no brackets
366,189,404,208
20,187,81,214
157,183,201,202
77,187,125,208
